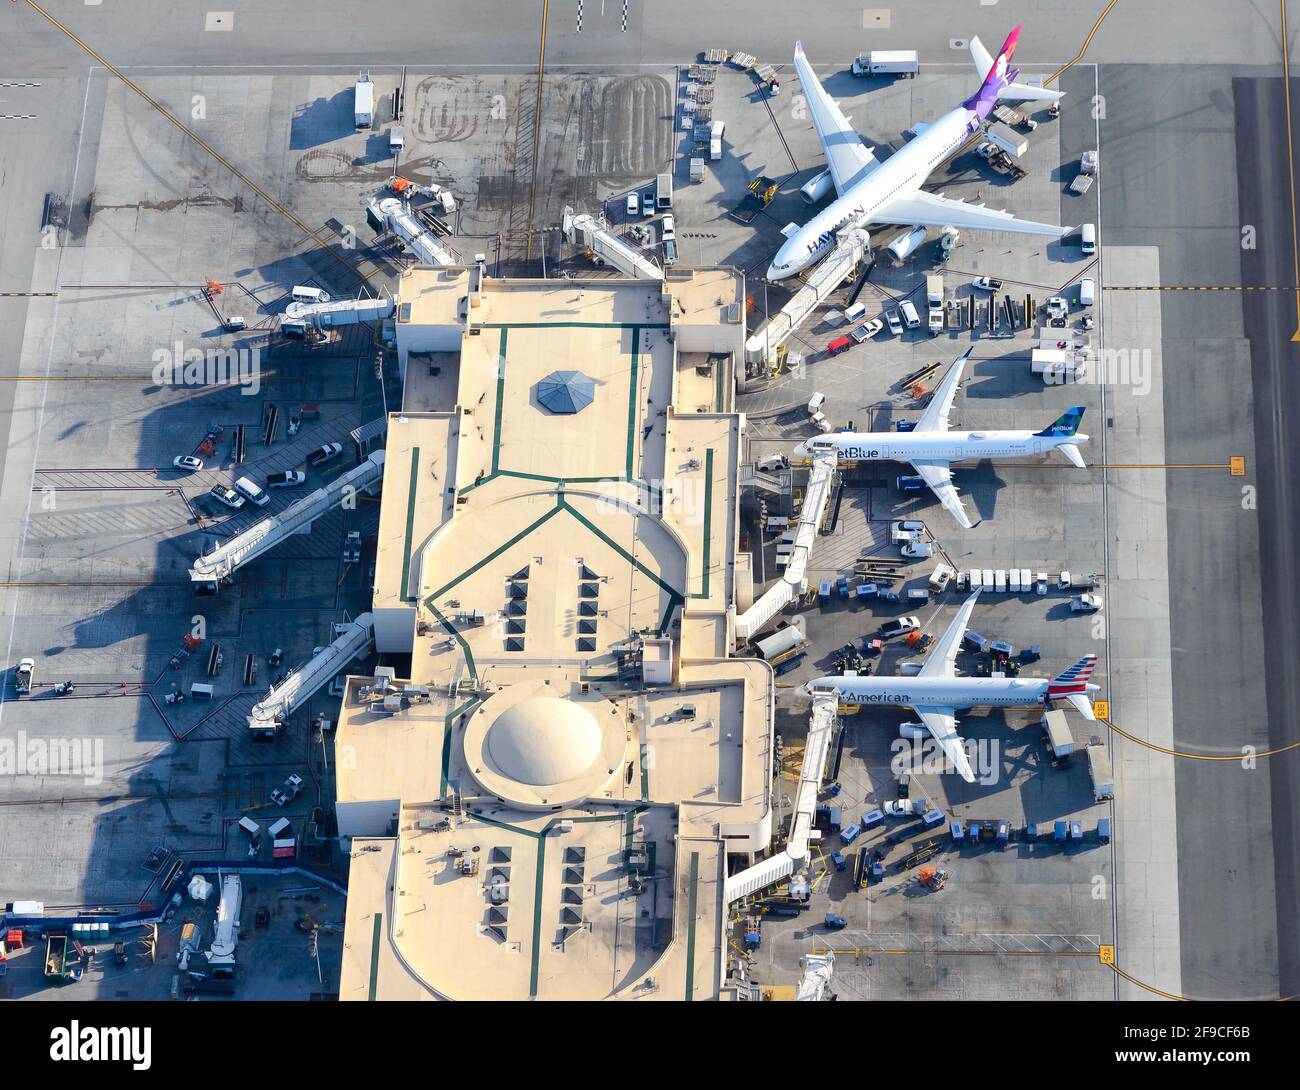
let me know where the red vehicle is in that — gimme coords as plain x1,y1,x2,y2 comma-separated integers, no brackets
827,335,853,356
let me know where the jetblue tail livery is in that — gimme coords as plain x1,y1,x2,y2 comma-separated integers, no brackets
793,351,1090,527
769,26,1070,281
797,591,1101,782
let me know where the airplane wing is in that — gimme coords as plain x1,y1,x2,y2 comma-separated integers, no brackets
911,706,976,782
969,36,1065,104
919,589,981,679
874,190,1069,238
910,460,973,529
792,41,878,195
914,349,969,433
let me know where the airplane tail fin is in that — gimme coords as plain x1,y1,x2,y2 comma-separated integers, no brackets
1047,654,1097,718
969,35,1065,105
1035,406,1085,438
962,25,1021,116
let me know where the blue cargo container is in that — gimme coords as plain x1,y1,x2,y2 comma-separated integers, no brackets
861,808,885,829
855,582,878,602
962,630,989,653
840,823,862,845
1069,821,1083,842
994,820,1010,846
966,821,982,841
826,806,843,831
950,819,965,842
1054,820,1068,843
1024,822,1039,840
989,640,1015,657
831,851,847,871
1097,818,1111,844
837,576,850,599
922,809,944,829
818,580,832,606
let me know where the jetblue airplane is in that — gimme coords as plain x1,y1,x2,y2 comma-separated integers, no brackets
793,350,1088,528
798,591,1100,782
768,27,1069,281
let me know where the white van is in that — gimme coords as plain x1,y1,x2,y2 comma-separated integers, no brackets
234,476,269,506
1080,222,1096,255
899,300,921,329
1079,277,1095,306
291,285,329,304
659,214,676,242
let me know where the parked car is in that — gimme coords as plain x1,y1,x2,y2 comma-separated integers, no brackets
659,214,675,242
173,455,203,472
643,191,654,217
266,470,306,488
884,798,924,817
879,616,921,637
234,476,269,506
885,309,904,336
271,773,305,807
892,520,926,537
972,276,1004,292
626,191,639,216
208,485,245,510
307,442,344,467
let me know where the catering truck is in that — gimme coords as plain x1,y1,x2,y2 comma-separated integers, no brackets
753,618,807,662
1086,743,1115,801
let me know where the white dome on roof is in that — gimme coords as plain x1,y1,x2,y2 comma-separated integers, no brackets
486,696,603,786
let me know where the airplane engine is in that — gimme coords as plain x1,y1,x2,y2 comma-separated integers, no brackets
886,225,928,262
898,721,927,739
799,168,835,205
898,662,925,677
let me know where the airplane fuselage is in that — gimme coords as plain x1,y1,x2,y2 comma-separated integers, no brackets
807,674,1054,710
769,106,974,279
796,428,1082,463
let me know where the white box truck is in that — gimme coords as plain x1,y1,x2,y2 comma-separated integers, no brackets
1042,710,1075,759
753,619,807,661
852,50,919,77
926,274,944,334
354,71,374,129
710,119,725,161
986,121,1028,158
656,172,673,210
1086,743,1115,801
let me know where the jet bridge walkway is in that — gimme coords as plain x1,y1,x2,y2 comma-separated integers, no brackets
745,229,869,366
248,613,374,736
733,449,837,640
562,206,664,280
724,691,838,903
190,451,385,585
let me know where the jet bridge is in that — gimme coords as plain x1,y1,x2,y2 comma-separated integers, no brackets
191,451,385,586
248,613,374,736
734,449,837,640
562,206,663,280
745,228,870,366
373,196,458,267
283,295,395,335
724,691,838,903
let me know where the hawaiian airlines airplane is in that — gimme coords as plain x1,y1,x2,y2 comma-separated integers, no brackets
797,591,1100,782
793,350,1088,528
768,27,1070,281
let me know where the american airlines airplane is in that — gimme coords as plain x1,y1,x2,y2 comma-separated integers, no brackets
797,590,1100,782
768,26,1070,281
793,349,1089,528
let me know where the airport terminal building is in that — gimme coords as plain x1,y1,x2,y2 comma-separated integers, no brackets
336,266,775,1000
